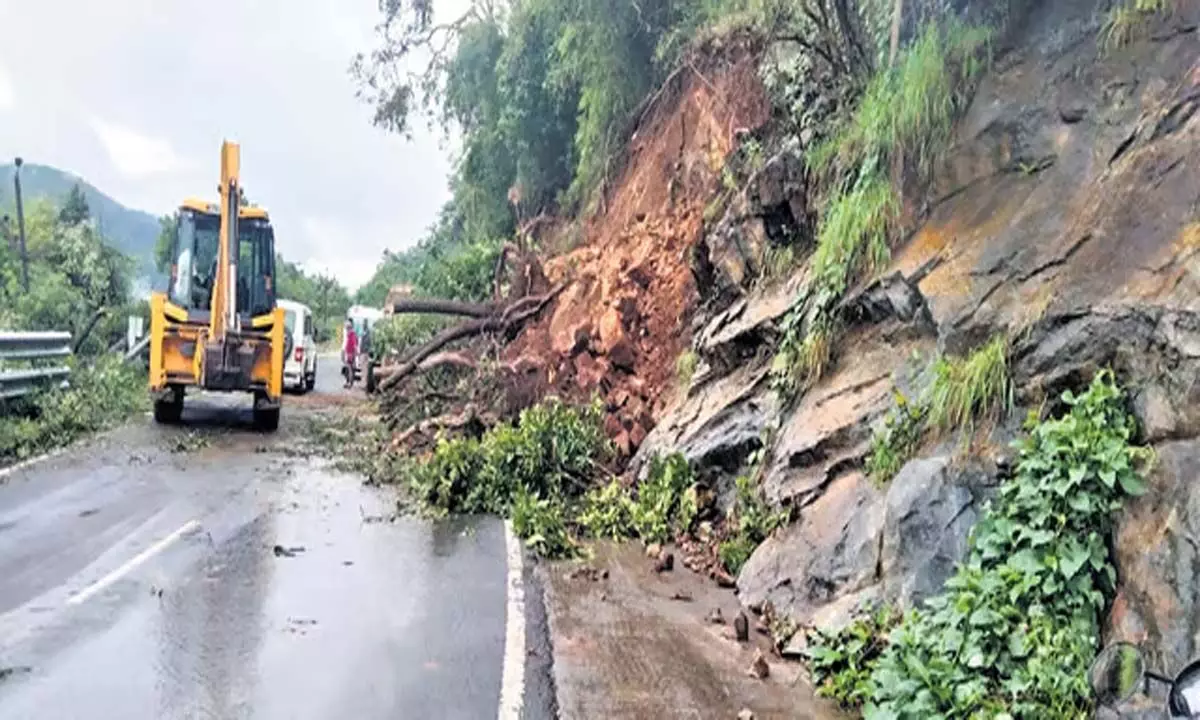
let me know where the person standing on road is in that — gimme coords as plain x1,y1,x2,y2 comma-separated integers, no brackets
341,319,358,389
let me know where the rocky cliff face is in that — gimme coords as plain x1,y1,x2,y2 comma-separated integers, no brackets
636,0,1200,672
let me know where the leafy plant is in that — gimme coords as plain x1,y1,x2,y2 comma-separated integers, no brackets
512,485,578,558
576,478,636,540
719,474,786,574
807,605,903,708
865,389,927,484
401,397,610,520
809,370,1152,718
631,452,699,543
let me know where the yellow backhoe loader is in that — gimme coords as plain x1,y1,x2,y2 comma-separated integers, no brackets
148,141,285,430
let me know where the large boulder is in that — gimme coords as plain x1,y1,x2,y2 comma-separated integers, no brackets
738,471,885,624
880,456,986,607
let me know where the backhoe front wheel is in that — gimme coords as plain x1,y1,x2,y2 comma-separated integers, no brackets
253,393,280,432
153,387,184,425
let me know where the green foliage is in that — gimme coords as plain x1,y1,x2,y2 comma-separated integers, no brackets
0,163,165,284
577,478,637,540
370,314,448,362
925,334,1011,434
676,349,699,389
1102,0,1172,50
402,397,609,520
816,21,992,180
58,184,91,226
512,485,579,558
809,371,1152,718
356,205,501,309
866,336,1010,484
0,356,146,463
808,605,903,708
865,389,927,484
719,474,786,574
631,452,699,542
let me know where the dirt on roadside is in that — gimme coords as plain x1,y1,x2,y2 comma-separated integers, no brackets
543,542,845,720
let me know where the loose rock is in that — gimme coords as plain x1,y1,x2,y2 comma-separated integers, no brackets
734,611,749,642
706,607,726,625
746,649,769,679
654,552,675,573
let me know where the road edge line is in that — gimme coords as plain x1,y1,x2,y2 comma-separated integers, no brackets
498,519,527,720
0,446,68,481
67,519,202,606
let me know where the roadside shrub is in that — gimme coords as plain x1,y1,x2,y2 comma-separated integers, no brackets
631,452,699,543
512,485,578,559
808,370,1152,718
0,355,146,463
402,397,610,518
576,478,636,540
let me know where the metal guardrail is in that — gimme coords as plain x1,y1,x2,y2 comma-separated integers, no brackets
0,331,72,400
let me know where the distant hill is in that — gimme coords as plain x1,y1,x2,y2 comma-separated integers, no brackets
0,163,164,294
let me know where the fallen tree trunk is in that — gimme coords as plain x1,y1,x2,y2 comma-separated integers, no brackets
389,297,496,318
378,282,567,393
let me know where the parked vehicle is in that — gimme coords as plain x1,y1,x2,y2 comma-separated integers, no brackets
278,299,317,393
1091,641,1200,717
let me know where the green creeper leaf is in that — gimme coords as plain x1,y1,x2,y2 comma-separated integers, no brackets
1060,539,1089,581
1099,467,1117,488
1067,493,1093,513
1118,471,1147,496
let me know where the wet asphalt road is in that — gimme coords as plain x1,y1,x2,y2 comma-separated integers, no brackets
0,357,553,719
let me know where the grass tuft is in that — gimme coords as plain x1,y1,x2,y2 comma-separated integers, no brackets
1101,0,1172,51
925,334,1012,434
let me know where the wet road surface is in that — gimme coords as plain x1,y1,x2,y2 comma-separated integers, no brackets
0,357,551,719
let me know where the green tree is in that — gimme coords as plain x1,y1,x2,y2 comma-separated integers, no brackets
154,214,176,274
58,183,91,226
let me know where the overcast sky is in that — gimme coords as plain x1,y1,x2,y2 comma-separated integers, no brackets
0,0,464,290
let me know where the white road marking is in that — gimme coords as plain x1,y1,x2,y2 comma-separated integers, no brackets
0,447,68,480
498,520,527,720
67,519,202,606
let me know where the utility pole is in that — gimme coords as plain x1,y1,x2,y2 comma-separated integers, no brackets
13,157,29,292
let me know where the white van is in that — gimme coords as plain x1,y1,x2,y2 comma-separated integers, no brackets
278,299,317,393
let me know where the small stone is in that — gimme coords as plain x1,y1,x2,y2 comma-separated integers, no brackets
713,569,737,588
655,552,675,573
629,423,648,451
671,590,693,602
734,612,750,642
737,709,756,720
706,607,726,625
747,650,770,679
646,542,663,559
